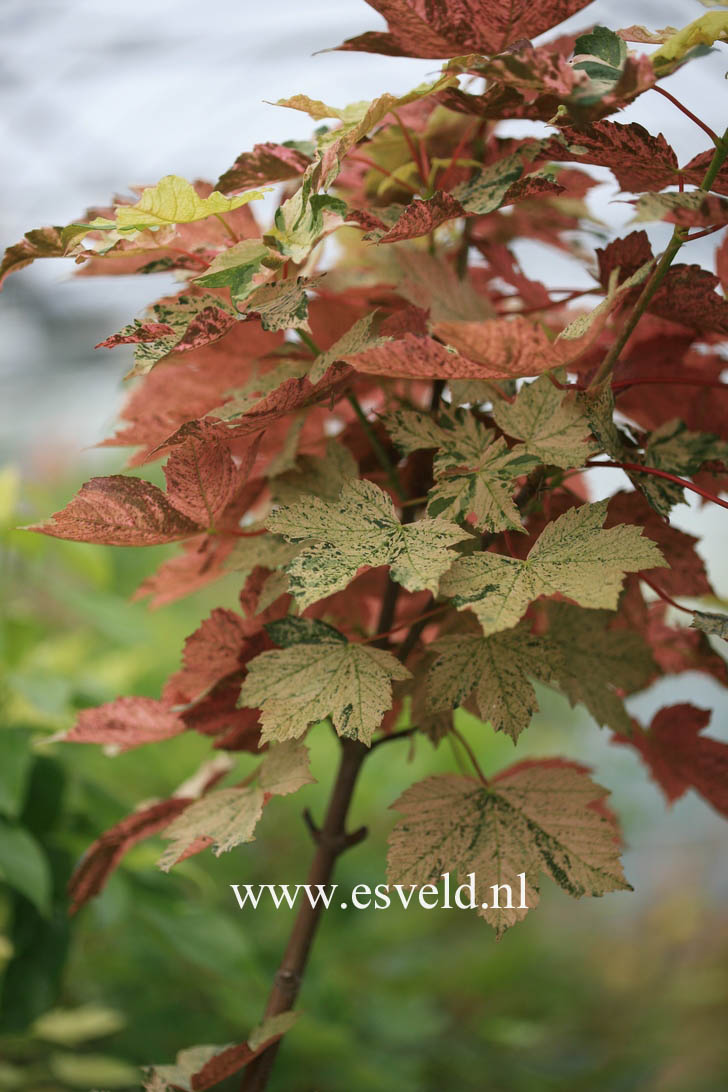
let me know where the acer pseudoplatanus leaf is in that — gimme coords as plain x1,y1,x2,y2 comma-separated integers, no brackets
5,2,728,1085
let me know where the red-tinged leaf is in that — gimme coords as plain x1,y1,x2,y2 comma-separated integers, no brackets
633,191,728,228
96,322,177,348
188,1016,298,1091
718,235,728,294
173,305,237,351
162,422,254,526
0,226,76,289
375,192,465,244
341,332,481,380
440,43,654,125
638,599,728,687
680,148,728,197
606,491,711,597
597,233,728,334
333,0,593,59
217,142,311,193
164,608,267,705
67,797,190,913
28,476,198,546
431,317,555,378
180,682,262,752
133,534,239,608
66,697,186,750
67,757,230,912
544,121,679,193
614,704,728,817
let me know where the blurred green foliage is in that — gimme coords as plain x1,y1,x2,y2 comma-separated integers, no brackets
1,463,727,1091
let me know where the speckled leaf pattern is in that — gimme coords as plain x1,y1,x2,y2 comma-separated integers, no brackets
238,635,410,745
243,275,319,332
426,626,564,741
691,611,728,641
544,602,656,734
308,313,383,384
491,376,597,469
638,419,728,516
441,500,665,635
387,762,630,935
267,478,468,609
387,408,537,531
158,742,314,869
28,475,199,546
334,0,593,59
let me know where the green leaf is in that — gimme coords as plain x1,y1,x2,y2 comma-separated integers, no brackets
386,408,538,532
574,27,627,79
239,635,410,745
33,1005,126,1046
440,500,665,636
264,178,347,263
49,1052,138,1088
388,763,630,936
0,819,51,914
0,728,33,818
267,478,469,610
491,376,597,469
194,239,275,300
81,175,268,233
265,616,347,648
426,624,564,741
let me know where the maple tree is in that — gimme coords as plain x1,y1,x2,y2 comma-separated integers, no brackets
4,2,728,1088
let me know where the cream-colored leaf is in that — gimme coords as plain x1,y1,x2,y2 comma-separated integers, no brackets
271,440,358,506
386,408,538,532
388,765,630,935
267,478,468,610
238,636,410,745
426,625,564,741
157,786,265,870
440,499,665,636
491,376,597,469
544,602,655,734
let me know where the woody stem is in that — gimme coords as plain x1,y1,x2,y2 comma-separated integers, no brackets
590,126,728,388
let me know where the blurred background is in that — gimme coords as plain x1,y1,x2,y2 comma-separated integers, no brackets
1,1,728,1089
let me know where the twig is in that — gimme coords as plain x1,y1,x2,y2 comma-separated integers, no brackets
589,126,728,388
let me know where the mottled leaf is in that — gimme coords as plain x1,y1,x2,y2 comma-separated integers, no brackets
441,500,665,636
388,761,629,936
692,610,728,640
238,632,410,745
267,478,468,609
426,624,564,741
28,476,198,546
491,376,596,468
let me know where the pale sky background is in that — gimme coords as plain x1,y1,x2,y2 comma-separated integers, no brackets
1,0,728,900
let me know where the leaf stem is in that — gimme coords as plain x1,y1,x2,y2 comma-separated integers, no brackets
452,728,488,786
589,126,728,388
586,460,728,510
346,394,407,501
641,576,694,617
652,86,720,146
